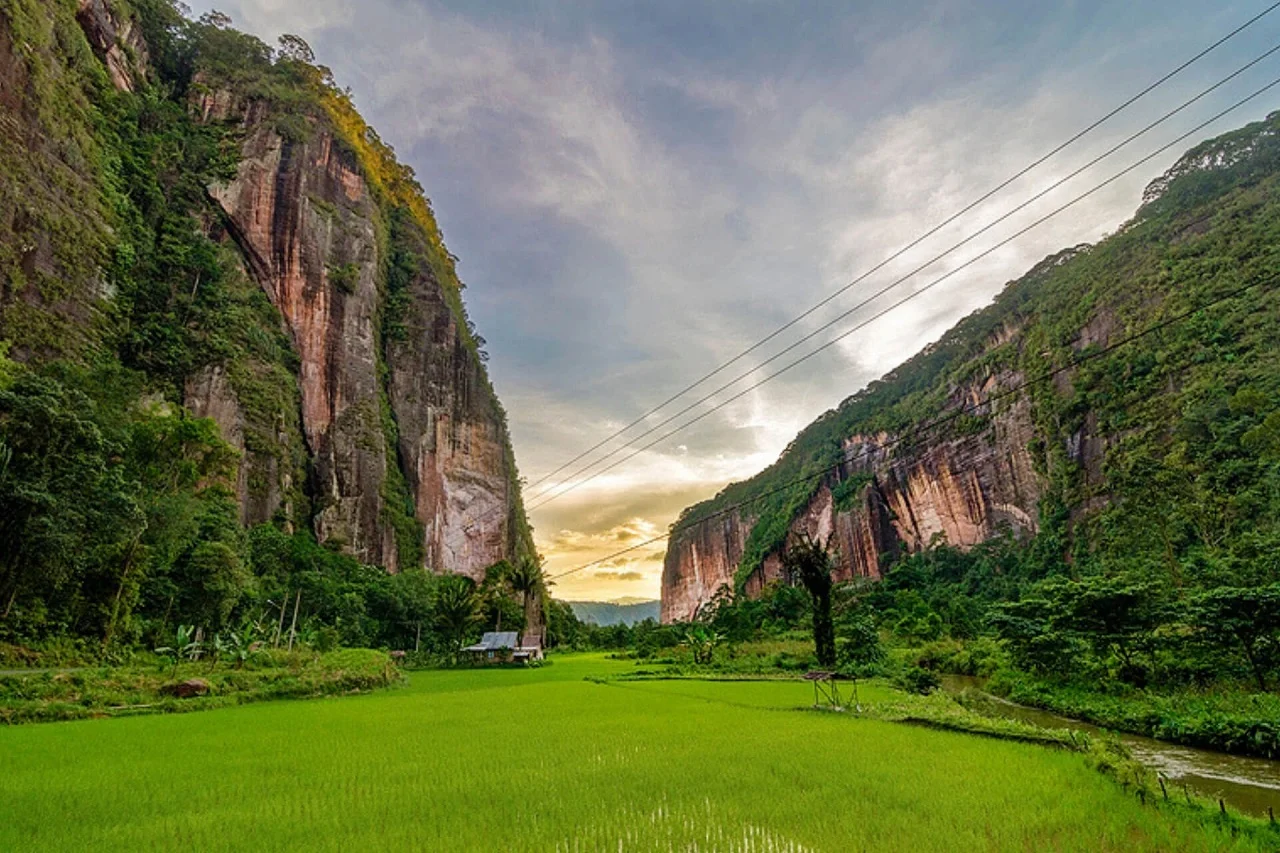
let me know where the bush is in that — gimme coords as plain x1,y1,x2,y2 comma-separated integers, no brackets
986,669,1280,759
914,637,1008,677
897,666,942,696
0,649,401,724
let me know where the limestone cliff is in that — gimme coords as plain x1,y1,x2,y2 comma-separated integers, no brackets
184,52,531,577
662,111,1280,622
0,0,533,578
196,92,401,567
662,370,1044,623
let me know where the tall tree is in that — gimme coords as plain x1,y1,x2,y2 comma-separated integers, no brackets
784,534,837,668
434,574,480,664
508,556,545,644
1189,585,1280,691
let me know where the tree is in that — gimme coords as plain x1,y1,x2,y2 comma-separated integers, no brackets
680,625,724,665
783,534,837,668
834,584,885,675
277,34,315,64
200,10,232,29
508,556,546,643
544,599,583,649
434,574,480,664
1052,577,1167,683
1189,584,1280,691
989,596,1081,677
479,560,520,631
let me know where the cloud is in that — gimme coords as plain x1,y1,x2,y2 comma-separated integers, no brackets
189,0,1275,599
592,571,646,582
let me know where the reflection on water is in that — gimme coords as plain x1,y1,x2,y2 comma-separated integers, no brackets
940,675,1280,819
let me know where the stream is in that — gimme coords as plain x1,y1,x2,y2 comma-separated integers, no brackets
939,676,1280,819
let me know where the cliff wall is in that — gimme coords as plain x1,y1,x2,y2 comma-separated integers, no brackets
185,58,530,577
0,0,532,579
662,370,1046,622
662,112,1280,622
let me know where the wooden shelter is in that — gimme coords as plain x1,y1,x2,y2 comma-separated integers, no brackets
462,631,544,664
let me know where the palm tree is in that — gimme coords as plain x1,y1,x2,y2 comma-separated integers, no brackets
508,556,546,645
434,574,481,664
784,534,837,668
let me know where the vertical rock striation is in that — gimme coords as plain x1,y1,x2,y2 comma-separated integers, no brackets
660,103,1280,621
200,94,397,567
661,371,1046,623
175,77,530,576
2,0,531,587
385,237,518,579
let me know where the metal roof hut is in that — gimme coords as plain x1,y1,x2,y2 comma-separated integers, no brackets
514,631,543,663
462,632,519,664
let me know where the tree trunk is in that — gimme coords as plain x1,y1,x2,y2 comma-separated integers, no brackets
273,594,287,648
813,591,836,668
103,536,142,647
287,589,301,652
1240,638,1269,692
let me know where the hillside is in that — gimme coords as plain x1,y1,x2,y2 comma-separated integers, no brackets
0,0,534,644
565,599,660,627
663,110,1280,621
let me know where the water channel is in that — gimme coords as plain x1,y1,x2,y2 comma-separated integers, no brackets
939,675,1280,819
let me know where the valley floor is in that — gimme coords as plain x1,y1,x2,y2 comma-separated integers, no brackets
0,654,1270,851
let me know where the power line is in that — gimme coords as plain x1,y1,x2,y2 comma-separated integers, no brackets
548,274,1273,582
525,68,1280,515
516,3,1280,505
526,45,1280,512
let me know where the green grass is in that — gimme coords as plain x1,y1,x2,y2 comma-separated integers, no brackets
0,649,401,723
0,653,1271,851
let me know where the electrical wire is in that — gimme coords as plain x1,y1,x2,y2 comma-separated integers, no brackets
547,271,1273,582
515,3,1280,504
525,70,1280,516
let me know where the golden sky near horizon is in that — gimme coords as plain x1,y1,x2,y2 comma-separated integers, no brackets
194,0,1279,602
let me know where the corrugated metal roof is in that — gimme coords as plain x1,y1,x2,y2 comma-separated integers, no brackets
463,631,519,652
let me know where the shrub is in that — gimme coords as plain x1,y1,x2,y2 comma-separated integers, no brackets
897,666,942,695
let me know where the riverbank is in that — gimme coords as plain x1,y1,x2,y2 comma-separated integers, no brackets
982,671,1280,760
0,649,402,724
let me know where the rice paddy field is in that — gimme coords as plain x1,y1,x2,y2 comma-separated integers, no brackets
0,653,1271,851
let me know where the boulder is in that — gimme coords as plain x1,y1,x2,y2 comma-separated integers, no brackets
162,678,211,699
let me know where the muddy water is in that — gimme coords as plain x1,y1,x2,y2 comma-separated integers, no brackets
940,675,1280,819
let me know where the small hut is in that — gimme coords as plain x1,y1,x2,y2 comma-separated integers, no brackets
462,631,519,664
514,632,543,663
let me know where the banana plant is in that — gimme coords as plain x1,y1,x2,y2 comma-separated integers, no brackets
681,626,725,665
224,619,265,669
208,633,228,673
155,625,200,677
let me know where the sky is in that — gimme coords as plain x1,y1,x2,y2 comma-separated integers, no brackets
190,0,1280,600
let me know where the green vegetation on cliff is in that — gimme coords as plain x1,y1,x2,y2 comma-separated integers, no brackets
0,1,533,651
674,110,1280,600
659,113,1280,766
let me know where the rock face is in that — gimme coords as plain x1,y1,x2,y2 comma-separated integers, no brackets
1,0,532,613
180,89,526,576
199,95,397,567
75,0,147,92
386,250,516,578
661,371,1047,623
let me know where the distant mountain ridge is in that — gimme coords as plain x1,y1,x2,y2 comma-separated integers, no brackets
565,599,661,626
